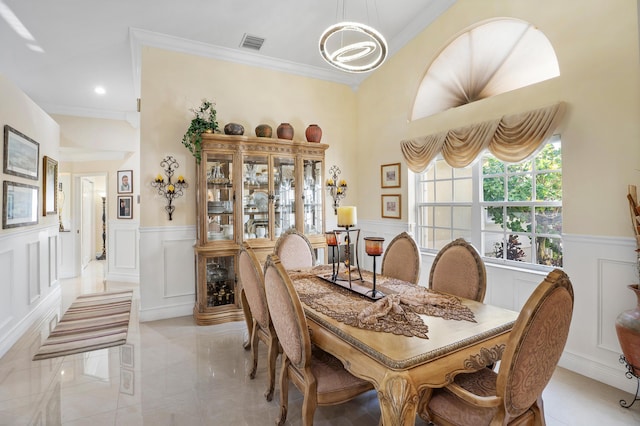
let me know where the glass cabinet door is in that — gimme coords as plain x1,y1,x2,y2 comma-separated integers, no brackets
205,153,234,242
205,256,236,307
273,156,296,237
243,155,270,240
302,158,323,236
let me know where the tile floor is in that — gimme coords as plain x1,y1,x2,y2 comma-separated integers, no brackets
0,260,639,425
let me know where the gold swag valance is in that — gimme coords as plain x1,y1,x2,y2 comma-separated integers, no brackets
401,102,566,172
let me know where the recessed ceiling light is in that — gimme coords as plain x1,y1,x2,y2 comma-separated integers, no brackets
94,86,106,95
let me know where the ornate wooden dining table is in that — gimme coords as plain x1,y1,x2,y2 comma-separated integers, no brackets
287,265,519,426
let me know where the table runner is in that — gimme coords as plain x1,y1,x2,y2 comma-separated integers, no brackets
288,265,475,339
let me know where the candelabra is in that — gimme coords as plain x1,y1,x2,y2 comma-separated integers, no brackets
364,237,385,299
336,206,362,288
325,165,347,214
325,230,342,281
96,195,106,260
151,156,188,220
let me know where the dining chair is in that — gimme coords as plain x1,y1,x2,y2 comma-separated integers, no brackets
421,268,574,426
263,254,374,426
273,228,316,269
429,238,487,302
381,231,421,284
238,244,279,401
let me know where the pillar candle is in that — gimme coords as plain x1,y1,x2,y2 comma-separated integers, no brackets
337,206,357,227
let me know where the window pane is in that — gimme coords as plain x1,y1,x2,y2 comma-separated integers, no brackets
434,229,452,250
535,142,562,171
454,178,472,202
482,156,503,174
418,206,432,227
505,206,531,233
417,226,432,249
535,172,562,201
435,180,452,202
452,206,472,229
483,206,504,231
507,174,532,201
454,166,472,178
435,159,452,179
507,234,531,262
425,164,435,180
507,159,532,173
535,236,563,267
482,232,503,258
535,207,562,234
483,177,504,201
434,206,451,227
419,180,434,203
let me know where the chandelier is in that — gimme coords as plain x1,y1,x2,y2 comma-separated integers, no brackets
319,2,387,73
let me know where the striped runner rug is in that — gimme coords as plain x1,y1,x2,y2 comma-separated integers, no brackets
33,290,133,361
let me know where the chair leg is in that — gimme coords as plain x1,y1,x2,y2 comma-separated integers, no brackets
277,356,290,426
249,321,259,379
264,334,278,401
241,289,253,350
301,379,318,426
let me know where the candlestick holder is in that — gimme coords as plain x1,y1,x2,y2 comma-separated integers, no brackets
325,231,341,281
339,226,363,289
325,165,347,214
364,237,385,298
151,156,188,220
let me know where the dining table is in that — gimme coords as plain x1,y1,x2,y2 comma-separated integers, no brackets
286,265,519,426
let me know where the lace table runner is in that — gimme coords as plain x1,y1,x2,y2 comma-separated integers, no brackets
288,265,476,339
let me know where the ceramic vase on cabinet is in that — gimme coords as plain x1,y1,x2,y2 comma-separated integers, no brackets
224,123,244,135
277,123,294,140
615,284,640,376
255,124,272,138
305,124,322,142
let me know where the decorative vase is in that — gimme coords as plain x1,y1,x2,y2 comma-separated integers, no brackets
255,124,273,138
615,284,640,376
305,124,322,143
277,123,294,140
224,123,244,135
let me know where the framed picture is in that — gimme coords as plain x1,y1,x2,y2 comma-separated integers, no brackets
3,181,39,228
117,170,133,194
3,125,40,180
42,156,58,216
117,195,133,219
381,194,401,219
381,163,401,188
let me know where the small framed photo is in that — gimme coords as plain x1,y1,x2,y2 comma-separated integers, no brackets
117,195,133,219
3,181,38,228
381,194,401,219
4,125,40,180
117,170,133,194
381,163,401,188
42,156,58,216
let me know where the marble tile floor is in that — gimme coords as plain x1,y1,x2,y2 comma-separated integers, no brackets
1,260,639,425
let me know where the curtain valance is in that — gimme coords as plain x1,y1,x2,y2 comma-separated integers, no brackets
401,102,565,172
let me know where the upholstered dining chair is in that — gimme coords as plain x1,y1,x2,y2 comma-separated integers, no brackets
421,268,574,426
238,244,279,401
273,228,316,270
263,254,374,426
381,231,421,284
429,238,487,302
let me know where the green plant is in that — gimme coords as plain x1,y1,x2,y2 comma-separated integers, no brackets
181,99,219,163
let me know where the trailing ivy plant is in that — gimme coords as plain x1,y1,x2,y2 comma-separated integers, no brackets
181,99,219,163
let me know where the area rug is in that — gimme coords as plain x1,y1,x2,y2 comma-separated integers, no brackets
33,290,133,361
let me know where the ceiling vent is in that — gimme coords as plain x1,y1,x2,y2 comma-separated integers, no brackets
240,34,265,51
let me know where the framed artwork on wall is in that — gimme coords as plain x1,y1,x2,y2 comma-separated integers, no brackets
3,125,39,180
381,194,401,219
117,195,133,219
381,163,401,188
42,156,58,216
117,170,133,194
3,181,39,228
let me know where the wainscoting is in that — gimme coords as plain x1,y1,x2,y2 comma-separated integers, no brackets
136,223,637,393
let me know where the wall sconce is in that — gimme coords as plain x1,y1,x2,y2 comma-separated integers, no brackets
151,155,188,220
325,165,347,214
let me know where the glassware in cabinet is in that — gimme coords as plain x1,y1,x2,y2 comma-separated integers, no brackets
302,158,323,236
205,153,234,243
243,155,270,240
273,156,296,238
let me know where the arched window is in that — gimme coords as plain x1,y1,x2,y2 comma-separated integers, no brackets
411,18,559,120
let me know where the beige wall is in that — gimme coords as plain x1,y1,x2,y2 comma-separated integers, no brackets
356,0,640,238
139,47,358,227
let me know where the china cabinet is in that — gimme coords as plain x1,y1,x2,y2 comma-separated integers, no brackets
193,133,328,325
